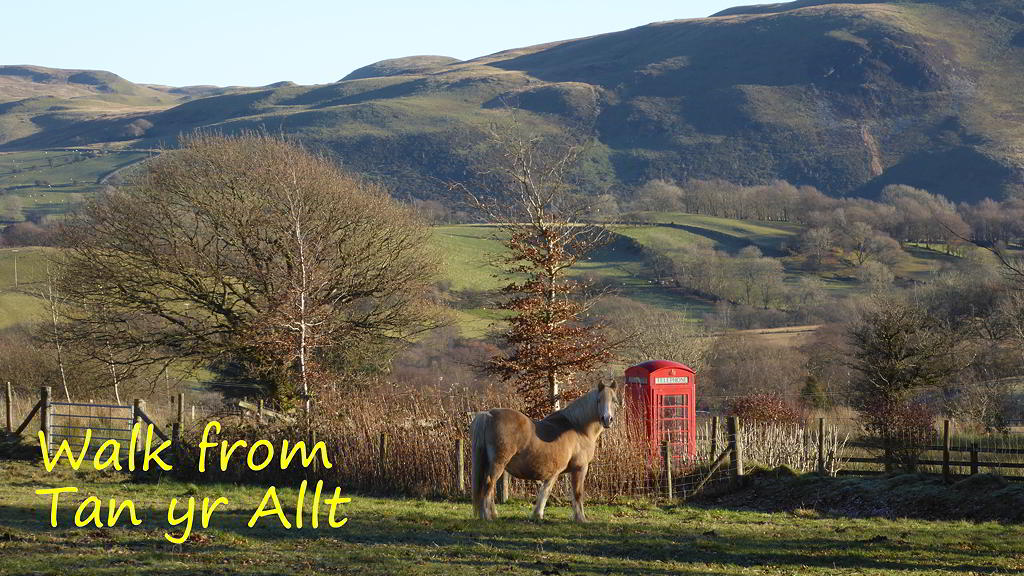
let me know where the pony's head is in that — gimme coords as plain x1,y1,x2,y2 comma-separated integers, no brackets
596,380,619,428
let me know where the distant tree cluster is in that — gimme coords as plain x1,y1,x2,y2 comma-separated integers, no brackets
641,240,786,310
626,178,1019,254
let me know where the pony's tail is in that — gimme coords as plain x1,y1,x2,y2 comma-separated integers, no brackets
470,411,491,519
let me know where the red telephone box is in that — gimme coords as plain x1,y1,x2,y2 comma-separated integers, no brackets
625,360,697,465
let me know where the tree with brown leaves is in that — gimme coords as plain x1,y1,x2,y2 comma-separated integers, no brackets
464,123,615,417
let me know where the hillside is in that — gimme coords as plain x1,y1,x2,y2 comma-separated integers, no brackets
1,0,1023,203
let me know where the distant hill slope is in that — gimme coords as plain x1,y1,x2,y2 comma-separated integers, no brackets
342,56,462,81
0,65,189,147
2,0,1023,203
0,65,177,104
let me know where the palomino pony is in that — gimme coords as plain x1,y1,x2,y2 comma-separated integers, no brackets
470,382,618,522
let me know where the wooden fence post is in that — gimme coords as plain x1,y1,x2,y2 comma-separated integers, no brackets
942,419,951,483
191,404,195,422
172,393,184,462
970,443,979,476
308,428,319,476
456,438,466,494
710,416,719,459
817,417,826,475
664,441,674,500
133,399,144,453
39,386,51,456
727,416,744,487
5,381,12,434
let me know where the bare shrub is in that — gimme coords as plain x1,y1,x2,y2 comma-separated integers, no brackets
860,398,938,472
727,394,804,426
739,421,848,474
704,335,809,410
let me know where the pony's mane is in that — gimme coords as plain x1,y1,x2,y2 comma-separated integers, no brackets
553,389,600,428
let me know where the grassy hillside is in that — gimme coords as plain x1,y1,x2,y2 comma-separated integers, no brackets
2,1,1022,203
0,66,178,105
0,246,54,328
0,66,193,149
626,213,803,254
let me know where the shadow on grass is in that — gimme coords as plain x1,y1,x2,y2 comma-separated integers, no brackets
691,471,1024,524
0,499,1011,576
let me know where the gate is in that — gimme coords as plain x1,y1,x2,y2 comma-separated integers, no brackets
47,399,135,455
5,386,173,457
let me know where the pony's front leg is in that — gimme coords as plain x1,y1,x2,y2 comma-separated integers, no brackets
569,465,589,523
531,477,557,521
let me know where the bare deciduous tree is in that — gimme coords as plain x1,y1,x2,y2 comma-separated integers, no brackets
58,133,441,410
801,226,833,269
38,265,71,401
847,298,969,407
601,298,715,373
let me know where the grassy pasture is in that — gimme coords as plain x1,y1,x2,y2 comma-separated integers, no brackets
630,213,802,254
0,460,1021,575
0,246,53,328
0,150,150,221
432,224,712,337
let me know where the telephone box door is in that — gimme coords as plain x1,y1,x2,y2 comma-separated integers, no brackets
654,388,691,465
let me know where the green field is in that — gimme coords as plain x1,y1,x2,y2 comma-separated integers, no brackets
0,150,151,221
0,247,54,328
0,215,963,336
432,224,712,337
628,212,802,255
0,460,1020,575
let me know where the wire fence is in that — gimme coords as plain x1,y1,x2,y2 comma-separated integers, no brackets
834,415,1024,478
6,384,1024,502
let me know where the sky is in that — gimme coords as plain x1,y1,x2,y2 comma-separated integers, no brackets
4,0,744,87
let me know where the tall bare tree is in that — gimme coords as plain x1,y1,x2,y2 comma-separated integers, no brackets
463,123,615,417
58,133,441,410
39,265,71,401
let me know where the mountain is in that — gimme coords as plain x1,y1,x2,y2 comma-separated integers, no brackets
2,0,1023,203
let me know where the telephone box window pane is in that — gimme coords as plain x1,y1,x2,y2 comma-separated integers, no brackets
662,395,683,406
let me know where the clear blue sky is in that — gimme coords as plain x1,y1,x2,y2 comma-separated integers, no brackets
6,0,744,87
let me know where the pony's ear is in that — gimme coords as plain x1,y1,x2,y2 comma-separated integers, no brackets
609,380,618,389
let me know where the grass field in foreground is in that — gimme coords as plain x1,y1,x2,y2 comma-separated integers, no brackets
0,460,1021,575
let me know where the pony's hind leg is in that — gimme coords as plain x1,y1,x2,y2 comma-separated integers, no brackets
569,465,590,523
483,461,506,520
470,411,494,520
531,477,557,521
